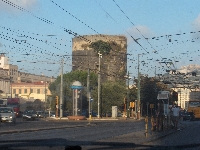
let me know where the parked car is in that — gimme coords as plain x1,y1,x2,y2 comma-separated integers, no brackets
36,111,49,118
0,107,16,124
22,110,38,121
181,110,195,121
50,112,56,117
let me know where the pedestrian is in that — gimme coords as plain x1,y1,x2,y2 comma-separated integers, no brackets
172,104,180,130
156,102,164,131
169,105,174,127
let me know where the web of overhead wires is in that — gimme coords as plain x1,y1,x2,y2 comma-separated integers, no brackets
111,0,200,76
50,0,100,35
1,0,200,78
1,0,94,44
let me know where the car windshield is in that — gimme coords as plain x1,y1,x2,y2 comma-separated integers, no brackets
0,108,13,113
1,0,200,149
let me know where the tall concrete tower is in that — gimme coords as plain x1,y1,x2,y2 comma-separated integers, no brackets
72,35,127,82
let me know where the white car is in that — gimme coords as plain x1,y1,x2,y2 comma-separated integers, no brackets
0,107,16,124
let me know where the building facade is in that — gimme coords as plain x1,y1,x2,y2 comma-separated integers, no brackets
0,54,55,98
72,35,127,82
11,82,51,102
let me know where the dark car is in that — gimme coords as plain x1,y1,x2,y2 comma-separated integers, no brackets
36,111,49,118
22,110,38,121
181,111,195,121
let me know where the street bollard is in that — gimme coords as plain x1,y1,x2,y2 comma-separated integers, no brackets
145,116,148,137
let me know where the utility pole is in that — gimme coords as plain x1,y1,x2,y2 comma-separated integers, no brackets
87,68,91,119
137,54,141,120
126,71,130,118
44,76,46,112
10,76,12,98
98,52,102,118
60,58,64,118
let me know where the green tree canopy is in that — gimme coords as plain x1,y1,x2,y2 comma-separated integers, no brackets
48,70,98,112
91,81,126,114
89,40,112,55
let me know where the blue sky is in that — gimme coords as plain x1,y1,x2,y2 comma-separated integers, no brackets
0,0,200,79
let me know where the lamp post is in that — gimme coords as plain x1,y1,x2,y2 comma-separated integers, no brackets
10,76,12,98
44,76,46,112
87,68,91,119
124,71,131,118
60,58,64,118
178,89,181,108
97,52,102,118
137,54,141,120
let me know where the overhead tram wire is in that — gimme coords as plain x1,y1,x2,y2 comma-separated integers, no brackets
0,30,59,59
0,25,70,49
0,26,64,53
50,0,100,35
96,0,148,54
0,26,73,60
1,0,93,44
95,1,168,75
0,24,129,70
114,0,183,72
50,0,125,42
112,0,168,62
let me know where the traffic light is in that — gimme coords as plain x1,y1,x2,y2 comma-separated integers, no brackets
55,96,59,118
130,102,134,108
55,96,59,105
124,98,127,104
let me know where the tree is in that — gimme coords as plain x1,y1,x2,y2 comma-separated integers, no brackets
48,70,98,113
134,76,169,116
91,81,126,115
89,40,112,55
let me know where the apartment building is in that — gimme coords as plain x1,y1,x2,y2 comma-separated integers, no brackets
0,54,55,99
11,81,51,102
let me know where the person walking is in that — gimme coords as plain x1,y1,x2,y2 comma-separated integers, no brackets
156,102,164,131
172,104,180,130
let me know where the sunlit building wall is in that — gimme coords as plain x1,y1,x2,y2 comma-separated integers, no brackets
11,82,51,102
72,35,127,82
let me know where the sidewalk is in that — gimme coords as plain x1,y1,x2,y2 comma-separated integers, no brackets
82,120,191,150
105,119,190,143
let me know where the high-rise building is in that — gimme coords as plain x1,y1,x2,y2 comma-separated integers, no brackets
72,35,127,82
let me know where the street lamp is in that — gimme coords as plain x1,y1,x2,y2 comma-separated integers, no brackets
137,53,143,120
10,76,13,98
124,71,131,118
60,58,64,118
97,52,102,118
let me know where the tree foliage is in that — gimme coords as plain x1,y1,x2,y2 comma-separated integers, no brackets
48,70,172,117
134,76,169,105
89,40,112,55
135,76,170,116
91,81,126,114
48,70,98,112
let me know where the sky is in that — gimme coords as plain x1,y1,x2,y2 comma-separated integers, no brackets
0,0,200,79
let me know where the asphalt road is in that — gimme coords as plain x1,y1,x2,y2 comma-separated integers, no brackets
0,117,198,150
